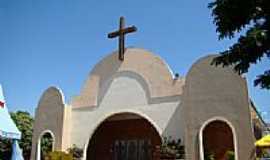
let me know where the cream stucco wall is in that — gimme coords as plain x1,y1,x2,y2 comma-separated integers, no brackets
71,73,184,151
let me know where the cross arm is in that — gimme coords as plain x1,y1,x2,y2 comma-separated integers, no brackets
108,26,137,39
108,31,120,38
123,26,137,34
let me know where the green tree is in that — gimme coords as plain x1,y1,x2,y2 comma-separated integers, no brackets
209,0,270,89
10,111,34,160
0,138,12,160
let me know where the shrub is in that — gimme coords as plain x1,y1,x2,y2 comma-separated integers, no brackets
204,151,215,160
160,136,185,159
226,151,235,160
46,151,72,160
67,145,83,160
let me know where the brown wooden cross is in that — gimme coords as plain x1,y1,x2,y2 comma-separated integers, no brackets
108,17,137,61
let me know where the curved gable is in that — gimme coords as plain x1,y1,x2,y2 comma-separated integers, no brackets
182,55,254,160
38,86,65,108
185,55,248,101
71,48,184,108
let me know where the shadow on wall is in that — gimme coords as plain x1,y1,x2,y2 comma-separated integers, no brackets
162,102,184,140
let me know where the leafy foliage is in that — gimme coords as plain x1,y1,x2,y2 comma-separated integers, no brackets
11,111,34,159
209,0,270,89
0,138,12,160
204,151,215,160
40,132,53,160
160,137,185,159
226,151,235,160
46,151,72,160
67,144,84,160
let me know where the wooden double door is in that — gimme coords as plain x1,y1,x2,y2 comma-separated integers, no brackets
112,139,152,160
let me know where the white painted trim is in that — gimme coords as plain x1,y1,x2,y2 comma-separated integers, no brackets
37,130,56,160
82,109,162,160
199,117,238,160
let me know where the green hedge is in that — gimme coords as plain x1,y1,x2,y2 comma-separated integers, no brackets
46,151,72,160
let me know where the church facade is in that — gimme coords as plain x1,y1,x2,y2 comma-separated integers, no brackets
30,48,256,160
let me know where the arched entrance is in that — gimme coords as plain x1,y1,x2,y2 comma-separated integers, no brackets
200,119,236,160
37,130,55,160
86,112,161,160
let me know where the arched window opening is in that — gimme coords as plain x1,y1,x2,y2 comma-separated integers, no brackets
201,120,236,160
37,131,54,160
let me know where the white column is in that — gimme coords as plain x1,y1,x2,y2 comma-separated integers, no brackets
36,140,40,160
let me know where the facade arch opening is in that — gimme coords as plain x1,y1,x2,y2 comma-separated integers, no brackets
86,112,162,160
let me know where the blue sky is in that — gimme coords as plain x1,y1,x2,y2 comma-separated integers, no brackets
0,0,269,121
